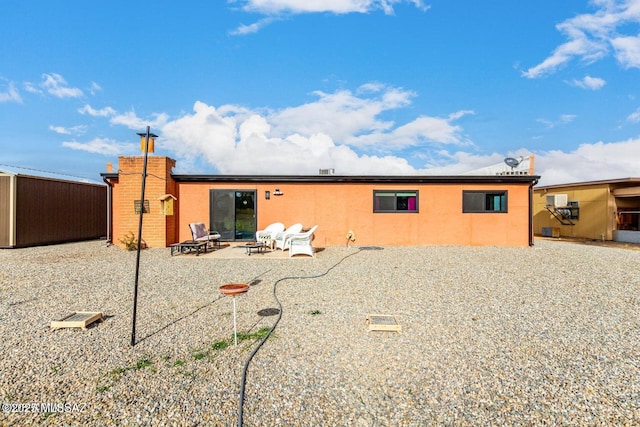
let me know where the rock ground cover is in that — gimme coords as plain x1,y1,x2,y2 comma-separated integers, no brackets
0,240,638,426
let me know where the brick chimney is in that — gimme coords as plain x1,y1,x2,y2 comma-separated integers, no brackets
114,156,177,248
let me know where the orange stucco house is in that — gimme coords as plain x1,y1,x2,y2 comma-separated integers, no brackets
101,156,540,248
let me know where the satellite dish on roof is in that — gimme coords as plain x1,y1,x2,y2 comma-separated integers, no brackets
504,157,521,169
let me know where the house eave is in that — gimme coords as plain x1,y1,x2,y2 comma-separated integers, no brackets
170,174,541,184
535,177,640,190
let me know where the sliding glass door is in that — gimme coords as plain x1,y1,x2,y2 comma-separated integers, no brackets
209,190,256,241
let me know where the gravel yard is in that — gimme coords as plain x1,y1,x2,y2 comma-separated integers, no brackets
0,239,639,426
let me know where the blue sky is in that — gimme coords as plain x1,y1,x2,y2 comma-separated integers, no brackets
1,0,640,186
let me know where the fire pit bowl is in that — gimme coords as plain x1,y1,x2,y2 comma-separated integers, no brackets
219,283,249,296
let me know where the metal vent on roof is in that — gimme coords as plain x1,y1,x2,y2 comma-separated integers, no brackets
319,168,335,175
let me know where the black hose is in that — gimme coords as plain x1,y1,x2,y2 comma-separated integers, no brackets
237,249,363,426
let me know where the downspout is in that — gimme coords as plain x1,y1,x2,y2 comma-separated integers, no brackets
102,176,113,245
529,178,539,246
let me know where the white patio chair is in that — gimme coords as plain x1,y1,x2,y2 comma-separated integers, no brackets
289,225,318,257
274,223,303,250
189,222,221,248
255,222,285,247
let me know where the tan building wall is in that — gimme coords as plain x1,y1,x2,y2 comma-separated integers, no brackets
107,156,537,248
534,184,614,240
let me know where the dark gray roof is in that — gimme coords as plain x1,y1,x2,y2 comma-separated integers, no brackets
169,174,540,184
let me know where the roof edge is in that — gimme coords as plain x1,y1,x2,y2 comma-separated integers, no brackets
535,177,640,190
170,174,540,184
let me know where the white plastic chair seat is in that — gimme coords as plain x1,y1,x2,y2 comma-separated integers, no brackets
274,223,303,250
256,222,285,243
289,225,318,257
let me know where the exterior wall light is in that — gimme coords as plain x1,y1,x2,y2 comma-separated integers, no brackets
265,190,270,200
274,188,283,196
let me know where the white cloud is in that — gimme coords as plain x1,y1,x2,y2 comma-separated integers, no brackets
346,112,473,149
50,126,69,135
89,81,102,95
414,138,640,187
268,85,414,142
78,104,116,117
570,75,606,90
0,80,22,103
230,17,279,35
238,0,428,15
536,114,577,129
271,91,392,140
231,0,429,33
627,107,640,122
49,125,87,135
533,138,640,186
109,110,170,130
536,118,555,129
152,86,631,183
523,0,640,78
40,73,83,98
23,82,42,95
523,34,607,79
161,101,239,165
156,85,477,175
78,104,168,131
160,97,438,175
611,34,640,68
21,73,83,98
559,114,577,123
157,93,640,185
58,81,637,187
62,138,135,156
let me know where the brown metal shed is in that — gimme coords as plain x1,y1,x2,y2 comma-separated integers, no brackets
0,170,107,248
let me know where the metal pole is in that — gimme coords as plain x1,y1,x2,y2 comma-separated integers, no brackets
233,296,238,346
131,126,151,346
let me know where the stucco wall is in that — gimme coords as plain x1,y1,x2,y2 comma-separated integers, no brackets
176,181,532,247
533,184,612,240
109,156,534,248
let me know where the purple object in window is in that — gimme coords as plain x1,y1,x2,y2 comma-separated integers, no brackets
408,197,416,211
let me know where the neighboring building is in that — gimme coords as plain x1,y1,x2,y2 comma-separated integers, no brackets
102,155,540,248
0,169,107,248
533,178,640,243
